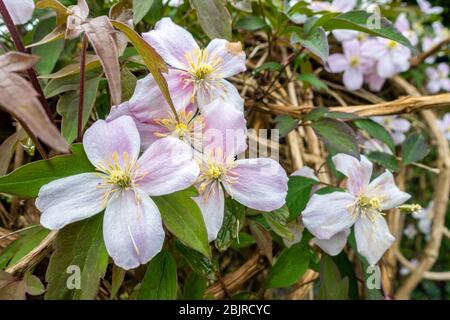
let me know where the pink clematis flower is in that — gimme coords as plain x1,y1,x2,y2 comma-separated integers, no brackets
372,115,411,145
3,0,34,25
326,39,374,91
426,63,450,94
361,37,411,78
194,127,288,241
436,113,450,141
302,154,410,265
364,64,386,92
417,0,443,15
309,0,356,12
142,18,246,111
36,116,199,270
395,13,418,46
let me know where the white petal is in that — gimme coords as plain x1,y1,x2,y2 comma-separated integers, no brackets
197,79,244,111
104,189,165,270
3,0,34,25
343,68,363,91
377,55,397,78
326,54,348,73
291,166,319,181
205,39,246,78
332,154,372,196
137,137,199,196
365,171,411,210
314,229,350,256
302,192,356,240
37,173,105,230
354,214,395,265
193,183,225,242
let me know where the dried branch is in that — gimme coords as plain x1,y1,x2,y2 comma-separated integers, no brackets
410,36,450,67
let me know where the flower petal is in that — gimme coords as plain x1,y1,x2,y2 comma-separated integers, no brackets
302,192,356,239
365,171,410,210
205,39,246,78
314,229,350,256
202,99,247,157
4,0,34,25
142,17,199,70
377,54,397,78
37,173,105,230
197,79,244,111
137,136,199,196
224,158,288,211
354,214,395,265
104,189,165,270
332,154,373,196
343,67,363,91
84,116,140,168
326,54,348,73
193,183,225,242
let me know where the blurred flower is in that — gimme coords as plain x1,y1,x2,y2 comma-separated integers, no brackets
422,22,450,63
309,0,355,12
142,18,246,111
36,116,199,270
302,154,410,265
326,39,374,90
413,201,433,237
372,115,411,145
362,138,391,154
417,0,443,15
364,65,386,92
400,259,418,276
395,13,418,46
163,0,184,7
426,63,450,94
403,223,418,240
3,0,34,25
436,113,450,141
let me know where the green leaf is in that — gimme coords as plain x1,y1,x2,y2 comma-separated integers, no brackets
303,107,329,121
174,240,217,281
297,73,328,90
318,255,349,300
23,272,45,296
45,214,109,300
32,17,65,75
215,199,245,252
231,232,256,249
275,115,298,137
368,151,399,172
56,75,101,143
299,27,329,62
120,66,137,102
286,176,318,220
401,133,430,165
133,0,154,24
354,119,395,153
266,241,310,288
311,118,360,158
235,15,267,31
315,10,416,53
0,144,94,198
262,205,294,241
153,189,211,258
190,0,232,40
110,265,126,300
183,272,206,300
253,62,282,74
43,70,102,98
137,250,177,300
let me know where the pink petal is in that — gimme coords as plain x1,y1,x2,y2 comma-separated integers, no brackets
342,39,360,59
441,79,450,91
37,173,105,230
426,80,440,94
104,189,165,270
3,0,34,25
390,118,411,132
302,192,356,239
291,166,319,181
438,63,450,76
224,158,288,211
360,39,387,60
202,99,247,157
377,54,397,78
395,13,409,33
193,183,225,242
332,30,358,42
197,79,244,111
343,68,363,91
333,0,356,12
142,17,199,70
365,171,410,210
205,39,246,78
137,137,199,196
83,116,140,168
314,229,350,256
355,213,395,265
332,154,373,196
391,132,406,146
326,54,348,73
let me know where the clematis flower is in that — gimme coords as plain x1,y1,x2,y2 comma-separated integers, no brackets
36,116,199,270
413,202,433,237
364,64,386,92
395,13,418,46
436,113,450,141
403,223,418,240
417,0,443,15
194,125,288,241
426,63,450,94
302,153,410,265
309,0,355,13
326,39,374,91
142,18,246,111
361,37,411,78
372,115,411,145
3,0,34,25
422,22,450,64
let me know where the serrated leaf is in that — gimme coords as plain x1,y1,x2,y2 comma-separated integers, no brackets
401,133,430,165
266,241,310,288
0,144,94,198
368,151,399,172
191,0,232,40
45,214,109,300
286,176,318,220
137,250,177,300
311,118,360,158
153,189,210,258
354,119,395,153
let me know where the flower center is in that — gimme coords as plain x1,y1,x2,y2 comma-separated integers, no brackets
206,164,224,179
350,57,360,66
387,40,398,49
155,110,203,142
185,48,222,81
357,195,381,212
96,152,136,189
108,168,132,188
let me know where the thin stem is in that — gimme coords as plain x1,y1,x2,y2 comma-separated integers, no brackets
0,0,53,119
77,34,88,142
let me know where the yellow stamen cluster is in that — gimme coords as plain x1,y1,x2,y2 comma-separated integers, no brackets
387,40,398,49
347,195,385,223
185,48,222,81
398,203,422,213
154,110,204,143
350,57,360,67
